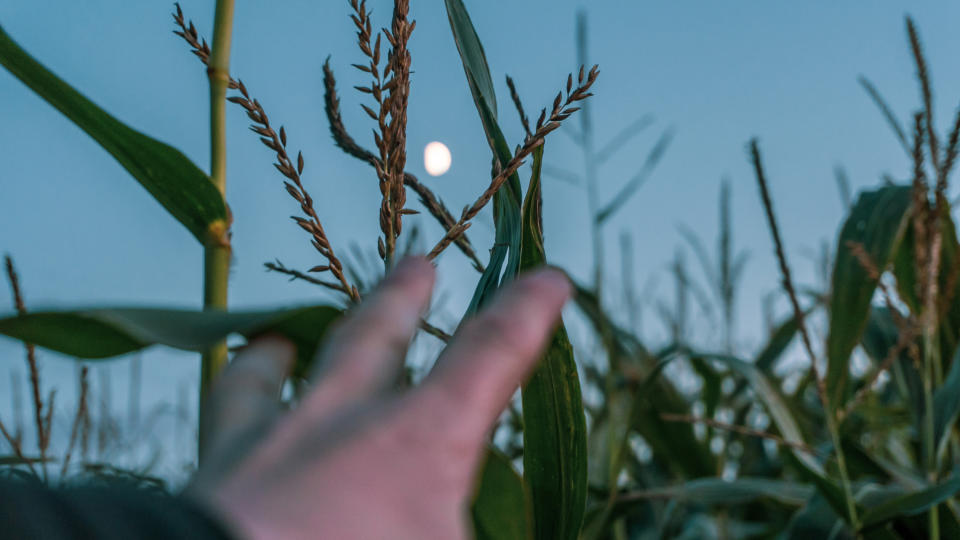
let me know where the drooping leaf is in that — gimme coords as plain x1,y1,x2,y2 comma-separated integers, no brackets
0,456,48,466
0,306,341,376
0,25,228,245
471,449,532,540
519,146,587,540
860,473,960,530
614,477,813,507
594,477,806,536
826,185,913,409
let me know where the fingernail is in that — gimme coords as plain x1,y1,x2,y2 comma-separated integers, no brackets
387,256,434,283
249,333,297,356
528,268,573,300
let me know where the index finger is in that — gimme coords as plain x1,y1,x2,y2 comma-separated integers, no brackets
415,268,571,444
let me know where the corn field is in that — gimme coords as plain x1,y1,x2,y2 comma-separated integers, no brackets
2,1,960,539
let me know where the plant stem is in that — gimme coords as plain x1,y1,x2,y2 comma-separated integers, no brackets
748,140,859,530
825,402,859,530
576,11,603,296
199,0,235,461
924,329,941,540
586,133,602,294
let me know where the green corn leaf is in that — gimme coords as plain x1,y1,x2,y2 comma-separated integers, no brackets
756,312,806,373
932,347,960,458
590,477,811,537
519,145,588,540
444,0,523,315
444,10,535,539
728,310,806,406
0,306,341,376
697,353,822,475
615,477,813,507
0,25,228,245
693,350,854,520
461,81,522,315
861,307,924,422
826,185,913,409
783,493,851,540
464,89,522,315
893,203,960,371
894,501,960,538
444,0,497,133
690,355,722,420
572,289,714,480
632,381,715,479
471,449,532,540
860,473,960,530
519,146,547,270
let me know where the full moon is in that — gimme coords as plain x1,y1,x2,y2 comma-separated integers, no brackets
424,141,452,176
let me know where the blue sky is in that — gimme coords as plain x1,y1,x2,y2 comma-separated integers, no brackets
2,1,960,472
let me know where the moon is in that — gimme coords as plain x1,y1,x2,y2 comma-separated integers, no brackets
424,141,452,176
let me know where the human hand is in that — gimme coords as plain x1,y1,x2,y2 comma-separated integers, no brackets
188,257,571,539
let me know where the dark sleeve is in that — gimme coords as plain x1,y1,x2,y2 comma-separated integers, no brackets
0,480,235,539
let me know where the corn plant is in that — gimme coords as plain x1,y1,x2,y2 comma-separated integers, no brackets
4,2,960,539
0,1,597,538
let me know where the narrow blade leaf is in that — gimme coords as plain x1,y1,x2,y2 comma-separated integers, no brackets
893,203,960,369
616,477,813,507
933,347,960,457
0,306,341,376
861,473,960,529
826,185,913,408
444,3,523,315
0,25,228,244
693,350,853,521
444,0,497,126
471,449,532,540
519,146,588,540
698,352,825,476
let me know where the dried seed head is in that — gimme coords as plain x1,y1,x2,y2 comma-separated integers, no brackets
173,1,358,302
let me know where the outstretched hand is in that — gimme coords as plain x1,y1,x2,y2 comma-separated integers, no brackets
188,257,571,540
